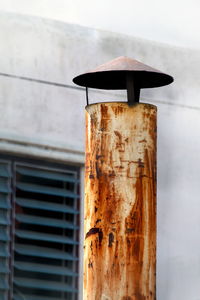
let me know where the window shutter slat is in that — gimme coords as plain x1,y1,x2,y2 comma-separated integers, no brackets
15,229,79,245
15,244,78,261
0,242,10,258
14,278,78,293
13,294,61,300
0,259,9,274
16,182,79,198
0,211,10,225
16,198,79,214
0,195,11,209
0,164,11,178
0,291,7,300
15,214,79,229
0,277,9,290
14,262,78,277
17,167,80,183
0,178,11,193
0,226,10,241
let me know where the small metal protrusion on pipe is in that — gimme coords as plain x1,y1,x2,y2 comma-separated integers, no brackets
86,87,89,106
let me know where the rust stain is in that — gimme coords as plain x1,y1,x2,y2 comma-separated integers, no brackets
139,138,147,143
125,228,134,233
137,159,144,168
108,170,116,177
114,130,125,152
108,232,114,247
96,218,101,224
98,229,103,247
95,161,101,178
88,258,93,268
111,104,125,116
96,154,104,160
114,130,122,140
85,227,103,246
85,227,99,239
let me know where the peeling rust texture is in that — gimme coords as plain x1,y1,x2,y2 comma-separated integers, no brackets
108,232,114,247
84,102,157,300
85,228,103,247
85,227,100,239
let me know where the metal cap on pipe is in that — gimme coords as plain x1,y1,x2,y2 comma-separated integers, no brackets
73,56,173,89
73,56,174,104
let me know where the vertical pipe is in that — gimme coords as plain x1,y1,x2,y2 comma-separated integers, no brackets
84,102,157,300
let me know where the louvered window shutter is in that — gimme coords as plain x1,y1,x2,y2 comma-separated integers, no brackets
0,161,12,300
0,158,80,300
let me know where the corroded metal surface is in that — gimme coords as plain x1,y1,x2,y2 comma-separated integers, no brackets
84,102,157,300
73,56,173,89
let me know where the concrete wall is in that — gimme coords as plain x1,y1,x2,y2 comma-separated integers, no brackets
0,11,200,300
0,0,199,49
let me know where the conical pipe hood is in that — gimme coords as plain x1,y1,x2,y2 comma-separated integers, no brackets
73,56,174,90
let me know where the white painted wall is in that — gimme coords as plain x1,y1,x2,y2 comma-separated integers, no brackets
0,11,200,300
0,0,199,49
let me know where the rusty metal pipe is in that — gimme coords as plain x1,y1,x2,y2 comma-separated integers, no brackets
84,102,157,300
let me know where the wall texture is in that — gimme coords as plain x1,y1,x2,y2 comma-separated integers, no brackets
0,11,200,300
